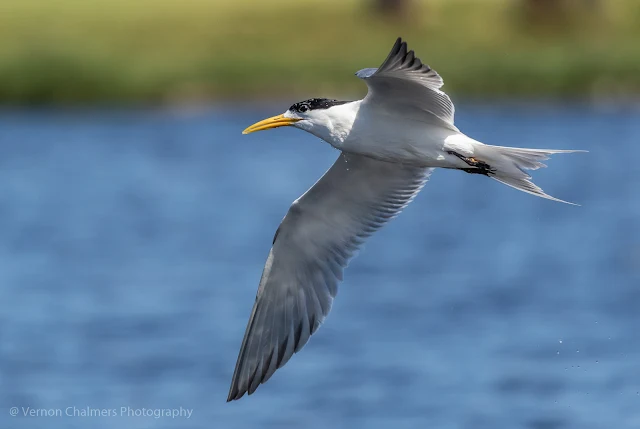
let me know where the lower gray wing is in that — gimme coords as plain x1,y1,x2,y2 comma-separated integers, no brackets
356,37,457,129
227,153,433,400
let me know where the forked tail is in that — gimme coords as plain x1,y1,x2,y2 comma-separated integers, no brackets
471,144,585,205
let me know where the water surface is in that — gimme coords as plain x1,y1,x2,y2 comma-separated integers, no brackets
0,103,639,429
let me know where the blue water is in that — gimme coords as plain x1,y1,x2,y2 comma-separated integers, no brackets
0,103,639,429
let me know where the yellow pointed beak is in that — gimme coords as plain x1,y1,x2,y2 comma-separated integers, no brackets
242,114,301,135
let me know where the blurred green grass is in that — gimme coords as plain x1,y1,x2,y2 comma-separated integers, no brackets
1,0,639,104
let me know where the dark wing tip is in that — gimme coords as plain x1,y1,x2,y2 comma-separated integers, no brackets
384,37,404,63
227,375,251,401
226,388,241,402
378,37,408,72
373,37,440,86
393,37,403,51
227,374,248,401
226,347,262,401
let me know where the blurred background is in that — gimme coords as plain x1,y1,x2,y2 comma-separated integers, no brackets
1,0,639,428
0,0,640,103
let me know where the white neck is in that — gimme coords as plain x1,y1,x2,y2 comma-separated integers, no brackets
302,100,362,148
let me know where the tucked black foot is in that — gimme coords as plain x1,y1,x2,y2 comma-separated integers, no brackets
461,167,491,176
447,151,496,176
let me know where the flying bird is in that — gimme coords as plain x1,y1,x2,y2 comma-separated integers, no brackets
227,37,581,401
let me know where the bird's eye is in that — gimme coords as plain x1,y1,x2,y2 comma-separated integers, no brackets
299,105,308,113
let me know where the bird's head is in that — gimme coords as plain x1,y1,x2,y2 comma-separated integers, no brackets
242,98,354,140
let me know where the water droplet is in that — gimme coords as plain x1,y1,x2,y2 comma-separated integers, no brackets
558,339,563,344
556,351,560,355
595,360,599,364
576,349,580,353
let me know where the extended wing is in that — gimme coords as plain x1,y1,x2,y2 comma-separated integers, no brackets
356,37,456,129
227,153,433,400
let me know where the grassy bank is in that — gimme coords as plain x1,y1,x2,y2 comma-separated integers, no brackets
1,0,639,104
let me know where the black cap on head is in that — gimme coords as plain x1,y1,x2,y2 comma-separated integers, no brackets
289,98,350,113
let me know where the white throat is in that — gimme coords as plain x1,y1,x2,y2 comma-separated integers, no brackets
300,100,362,148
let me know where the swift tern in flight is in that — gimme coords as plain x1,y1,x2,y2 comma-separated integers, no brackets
228,37,581,401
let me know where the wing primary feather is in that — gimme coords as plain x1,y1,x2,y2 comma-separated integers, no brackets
404,50,415,68
384,37,403,68
261,348,276,384
261,291,281,383
279,324,296,370
247,358,262,395
296,288,311,351
309,310,319,335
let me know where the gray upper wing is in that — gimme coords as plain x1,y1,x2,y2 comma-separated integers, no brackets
356,37,456,127
227,153,433,401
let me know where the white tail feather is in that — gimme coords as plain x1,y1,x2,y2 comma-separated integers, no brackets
472,145,586,205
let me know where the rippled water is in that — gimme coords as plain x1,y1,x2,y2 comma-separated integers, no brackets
1,103,639,429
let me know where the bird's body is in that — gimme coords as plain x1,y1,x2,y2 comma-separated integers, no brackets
300,99,473,169
227,38,583,401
